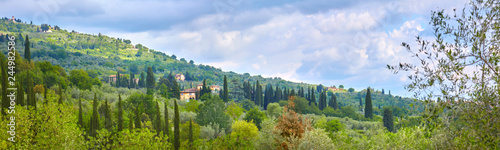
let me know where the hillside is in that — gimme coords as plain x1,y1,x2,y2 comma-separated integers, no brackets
0,17,422,113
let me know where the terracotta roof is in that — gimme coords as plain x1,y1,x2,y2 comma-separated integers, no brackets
181,88,197,93
197,84,203,86
175,74,184,77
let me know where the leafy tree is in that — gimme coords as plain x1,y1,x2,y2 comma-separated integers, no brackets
383,108,394,132
274,97,312,149
223,75,228,102
364,87,373,119
243,107,266,129
196,94,230,131
174,99,180,150
348,88,355,92
265,103,282,119
231,120,259,140
226,101,244,120
298,129,335,149
240,99,256,111
68,69,92,90
117,94,124,132
90,93,100,136
388,0,500,148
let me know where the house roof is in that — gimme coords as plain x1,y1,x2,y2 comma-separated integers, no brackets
175,74,184,77
181,88,197,93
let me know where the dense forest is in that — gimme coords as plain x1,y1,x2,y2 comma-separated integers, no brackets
0,0,499,149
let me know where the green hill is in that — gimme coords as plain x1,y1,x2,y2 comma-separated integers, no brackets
0,17,422,114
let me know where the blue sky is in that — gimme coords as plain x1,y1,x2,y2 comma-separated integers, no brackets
1,0,468,97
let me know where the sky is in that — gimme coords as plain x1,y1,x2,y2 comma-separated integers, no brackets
1,0,469,97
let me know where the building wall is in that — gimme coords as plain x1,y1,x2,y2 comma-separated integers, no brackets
180,92,196,100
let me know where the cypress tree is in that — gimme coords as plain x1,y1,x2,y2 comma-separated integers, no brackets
128,113,134,131
155,101,161,136
26,71,31,109
90,93,100,136
189,118,193,149
104,98,112,131
116,71,120,88
171,79,180,99
24,35,30,61
383,108,394,132
174,99,180,150
0,52,7,115
146,67,155,95
129,73,135,89
17,78,24,106
117,94,124,132
43,84,47,105
58,83,63,104
365,87,373,118
164,101,169,137
78,97,83,128
223,75,228,102
138,71,145,88
311,88,316,105
134,107,141,129
255,80,262,106
333,94,338,110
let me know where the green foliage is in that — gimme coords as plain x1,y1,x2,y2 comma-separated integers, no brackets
90,93,100,136
383,108,394,132
231,120,259,140
196,94,230,131
298,128,335,150
365,87,373,118
243,107,266,129
68,69,93,90
265,102,283,119
117,94,124,132
226,101,244,120
174,99,180,150
184,99,199,113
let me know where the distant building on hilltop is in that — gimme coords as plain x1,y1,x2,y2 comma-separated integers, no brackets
175,74,185,81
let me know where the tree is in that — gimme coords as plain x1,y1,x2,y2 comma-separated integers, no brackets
90,93,100,137
78,97,83,128
138,71,145,88
188,118,193,149
275,97,312,149
129,73,136,89
388,0,500,147
24,35,30,61
383,108,394,132
164,101,170,137
0,52,7,115
348,88,355,92
104,99,112,131
243,107,266,129
17,77,24,106
255,80,262,106
155,101,161,136
146,67,155,95
174,99,180,150
196,94,230,131
116,71,120,88
58,83,63,104
231,120,259,140
117,94,124,132
364,87,373,119
226,101,244,120
223,75,228,102
134,107,141,129
128,113,134,131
